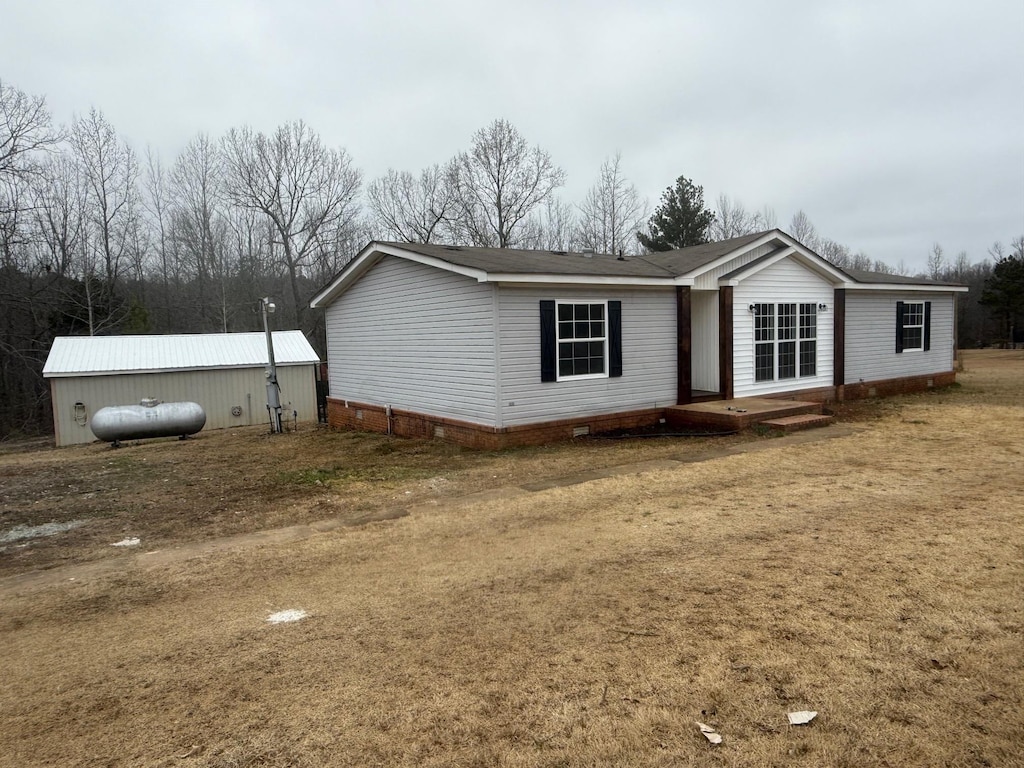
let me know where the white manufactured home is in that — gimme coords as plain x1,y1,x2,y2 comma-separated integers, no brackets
44,331,320,446
309,230,966,448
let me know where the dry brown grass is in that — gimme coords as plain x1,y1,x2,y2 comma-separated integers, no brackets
0,350,1021,767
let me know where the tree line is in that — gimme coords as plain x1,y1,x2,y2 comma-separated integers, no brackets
1,78,1020,438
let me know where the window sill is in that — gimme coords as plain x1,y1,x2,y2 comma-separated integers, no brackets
556,373,610,383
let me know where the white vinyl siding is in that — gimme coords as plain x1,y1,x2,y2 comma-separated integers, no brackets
692,243,777,290
845,292,956,384
49,364,316,446
498,287,676,427
324,256,498,425
690,290,719,392
733,257,834,397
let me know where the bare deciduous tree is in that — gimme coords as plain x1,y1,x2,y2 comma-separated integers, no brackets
221,121,361,326
577,152,646,255
70,108,141,333
143,148,179,327
171,134,231,329
927,243,945,280
367,164,454,243
789,209,819,249
32,154,86,278
451,119,565,248
0,79,61,190
711,194,776,241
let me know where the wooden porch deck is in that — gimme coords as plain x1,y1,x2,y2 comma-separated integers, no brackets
666,397,831,431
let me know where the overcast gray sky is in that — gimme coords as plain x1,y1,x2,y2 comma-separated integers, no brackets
3,0,1022,271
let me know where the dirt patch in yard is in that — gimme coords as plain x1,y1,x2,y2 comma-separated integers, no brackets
0,409,766,578
0,350,1021,767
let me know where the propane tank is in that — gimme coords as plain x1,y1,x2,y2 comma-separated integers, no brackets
91,400,206,445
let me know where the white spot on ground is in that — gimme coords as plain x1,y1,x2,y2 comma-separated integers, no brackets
0,520,86,544
267,609,307,624
111,537,141,547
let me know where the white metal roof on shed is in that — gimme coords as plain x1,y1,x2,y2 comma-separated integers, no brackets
43,332,320,378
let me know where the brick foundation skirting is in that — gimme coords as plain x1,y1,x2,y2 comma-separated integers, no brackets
326,370,957,448
839,370,957,400
326,398,664,449
750,371,957,405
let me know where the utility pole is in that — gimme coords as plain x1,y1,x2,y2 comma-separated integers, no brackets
261,297,283,433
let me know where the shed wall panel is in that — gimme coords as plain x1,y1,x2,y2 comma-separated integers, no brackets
51,365,316,446
497,286,677,426
732,257,835,397
844,291,956,384
323,256,498,424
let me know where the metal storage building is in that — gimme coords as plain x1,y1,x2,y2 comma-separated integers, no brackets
43,332,320,446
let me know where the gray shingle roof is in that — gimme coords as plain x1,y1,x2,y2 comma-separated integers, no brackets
312,232,965,309
383,231,777,279
637,231,772,275
380,242,677,278
842,268,964,287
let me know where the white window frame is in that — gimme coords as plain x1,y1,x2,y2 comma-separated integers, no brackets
901,301,925,352
799,303,817,377
753,302,818,382
555,300,608,381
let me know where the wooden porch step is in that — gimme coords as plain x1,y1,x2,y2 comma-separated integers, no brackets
758,413,834,433
666,397,822,431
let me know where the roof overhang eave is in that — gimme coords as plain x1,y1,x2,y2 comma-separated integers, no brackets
841,282,969,292
42,360,320,379
491,273,686,287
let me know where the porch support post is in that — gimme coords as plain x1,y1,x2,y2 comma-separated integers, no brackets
676,285,692,404
719,286,734,399
833,288,846,397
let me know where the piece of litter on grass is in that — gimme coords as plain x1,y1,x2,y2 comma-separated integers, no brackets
788,710,817,725
111,537,141,547
696,722,722,744
267,609,307,624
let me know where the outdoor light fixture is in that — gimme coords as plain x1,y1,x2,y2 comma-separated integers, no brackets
748,304,757,313
819,303,828,311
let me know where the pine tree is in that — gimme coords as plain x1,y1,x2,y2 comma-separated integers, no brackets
636,175,715,251
980,243,1024,346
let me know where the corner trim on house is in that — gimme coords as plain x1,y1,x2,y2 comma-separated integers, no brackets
491,283,504,428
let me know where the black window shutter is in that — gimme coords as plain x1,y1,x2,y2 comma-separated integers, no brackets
923,301,931,351
540,300,556,382
609,301,622,377
895,301,905,354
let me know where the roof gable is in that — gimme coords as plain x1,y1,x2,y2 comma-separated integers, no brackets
718,243,851,286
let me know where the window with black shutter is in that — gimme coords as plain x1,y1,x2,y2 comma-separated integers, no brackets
896,301,930,352
540,300,622,381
